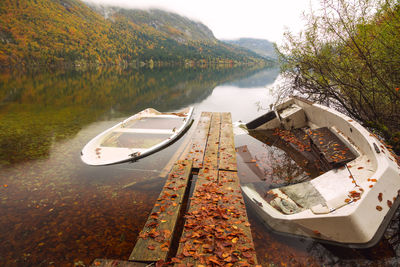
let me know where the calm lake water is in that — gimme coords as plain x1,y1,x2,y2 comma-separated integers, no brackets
0,66,399,266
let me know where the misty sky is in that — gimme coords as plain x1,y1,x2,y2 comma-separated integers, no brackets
84,0,320,43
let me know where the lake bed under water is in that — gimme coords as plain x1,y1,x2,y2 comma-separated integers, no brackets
1,66,399,266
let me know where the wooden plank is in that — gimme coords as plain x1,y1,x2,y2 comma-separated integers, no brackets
95,112,258,266
175,168,219,265
307,127,356,168
175,169,258,266
129,160,192,262
91,259,147,267
185,112,212,169
159,120,196,178
217,171,258,266
203,113,221,169
220,112,232,126
219,112,237,171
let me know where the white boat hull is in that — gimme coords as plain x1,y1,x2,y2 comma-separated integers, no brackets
241,97,400,247
81,107,194,166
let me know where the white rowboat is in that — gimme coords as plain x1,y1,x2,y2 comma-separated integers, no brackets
81,107,194,166
239,97,400,247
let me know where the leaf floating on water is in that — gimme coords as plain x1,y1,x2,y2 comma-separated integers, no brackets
313,230,321,235
150,212,159,219
376,205,383,211
378,193,383,202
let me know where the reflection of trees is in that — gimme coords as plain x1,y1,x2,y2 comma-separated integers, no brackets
248,130,320,187
224,67,280,89
0,65,265,164
0,65,266,113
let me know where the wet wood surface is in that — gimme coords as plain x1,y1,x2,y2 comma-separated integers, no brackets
91,259,148,267
216,171,258,265
175,168,219,265
219,112,238,171
185,112,212,169
203,113,221,169
97,112,257,266
307,127,356,168
129,160,192,262
174,112,257,266
175,169,258,266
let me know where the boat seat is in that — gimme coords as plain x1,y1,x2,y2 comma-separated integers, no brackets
307,127,357,169
279,103,307,130
311,186,364,214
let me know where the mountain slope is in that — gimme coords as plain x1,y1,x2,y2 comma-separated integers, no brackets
91,6,216,43
0,0,266,67
223,38,277,60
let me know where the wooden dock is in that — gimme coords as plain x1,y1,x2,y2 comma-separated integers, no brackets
92,112,258,266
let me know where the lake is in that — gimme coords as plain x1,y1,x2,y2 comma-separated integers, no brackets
0,66,399,266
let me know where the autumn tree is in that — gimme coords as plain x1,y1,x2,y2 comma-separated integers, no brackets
278,0,400,152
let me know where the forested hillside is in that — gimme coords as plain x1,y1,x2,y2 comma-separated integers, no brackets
0,0,266,67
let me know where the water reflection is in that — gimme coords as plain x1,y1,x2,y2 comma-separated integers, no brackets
224,67,281,89
0,66,266,165
0,65,279,266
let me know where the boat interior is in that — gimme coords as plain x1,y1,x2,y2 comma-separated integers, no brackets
239,98,378,216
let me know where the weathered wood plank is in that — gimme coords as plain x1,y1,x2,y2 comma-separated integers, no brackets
91,259,147,267
185,112,212,169
219,112,237,171
175,168,219,265
95,112,259,266
307,127,356,168
217,171,258,265
159,120,196,178
175,169,258,266
220,112,232,126
203,113,221,170
129,160,192,262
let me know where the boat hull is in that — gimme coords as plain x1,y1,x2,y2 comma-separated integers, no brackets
241,97,400,247
81,107,194,166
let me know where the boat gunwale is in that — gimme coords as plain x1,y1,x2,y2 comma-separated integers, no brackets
81,107,194,166
241,97,400,246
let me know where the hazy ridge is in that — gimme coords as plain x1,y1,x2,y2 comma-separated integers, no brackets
223,38,277,60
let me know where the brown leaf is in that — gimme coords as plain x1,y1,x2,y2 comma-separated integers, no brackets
147,221,159,228
171,257,181,263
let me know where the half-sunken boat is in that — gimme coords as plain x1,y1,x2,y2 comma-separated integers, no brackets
239,97,400,247
81,107,194,166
